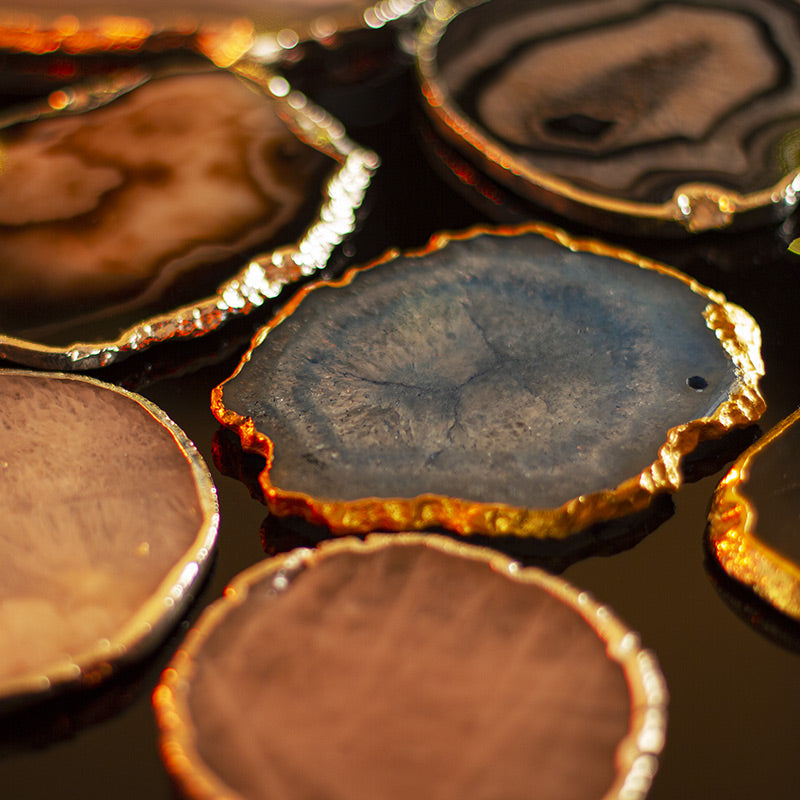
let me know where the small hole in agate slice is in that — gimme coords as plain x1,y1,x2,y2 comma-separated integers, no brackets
545,113,616,141
687,375,708,391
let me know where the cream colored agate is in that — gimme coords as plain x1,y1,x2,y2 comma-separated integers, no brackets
0,69,324,310
0,372,210,687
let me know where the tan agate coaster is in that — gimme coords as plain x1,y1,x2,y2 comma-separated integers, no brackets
0,369,218,710
213,223,765,539
0,61,377,370
708,407,800,622
416,0,800,234
155,534,668,800
0,0,423,66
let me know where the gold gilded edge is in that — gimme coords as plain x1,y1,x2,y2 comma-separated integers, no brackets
708,407,800,621
0,368,219,710
414,0,800,234
153,533,668,800
211,220,765,539
0,60,378,371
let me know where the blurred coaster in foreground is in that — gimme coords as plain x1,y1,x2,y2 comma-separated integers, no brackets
213,224,764,539
416,0,800,234
0,62,377,370
708,407,800,623
0,0,423,66
155,534,668,800
0,370,218,710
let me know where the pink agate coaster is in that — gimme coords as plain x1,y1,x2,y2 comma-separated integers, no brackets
0,370,218,710
155,535,668,800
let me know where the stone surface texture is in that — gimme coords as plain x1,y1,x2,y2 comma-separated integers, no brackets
223,232,736,508
0,69,325,335
0,373,203,683
187,544,632,800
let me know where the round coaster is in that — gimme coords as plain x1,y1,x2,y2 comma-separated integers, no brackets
416,0,800,234
212,223,764,538
155,534,668,800
0,369,218,709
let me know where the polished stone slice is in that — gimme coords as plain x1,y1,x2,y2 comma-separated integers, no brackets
214,225,764,537
418,0,800,231
0,371,217,706
708,407,800,622
0,68,327,342
156,536,667,800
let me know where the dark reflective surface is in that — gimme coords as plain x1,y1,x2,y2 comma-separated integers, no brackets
1,45,800,800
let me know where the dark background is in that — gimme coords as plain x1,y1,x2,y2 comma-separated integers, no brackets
1,35,800,799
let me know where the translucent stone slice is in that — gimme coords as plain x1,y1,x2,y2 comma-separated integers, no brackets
416,0,800,233
0,370,218,709
0,63,377,369
213,224,764,538
708,407,800,622
155,535,668,800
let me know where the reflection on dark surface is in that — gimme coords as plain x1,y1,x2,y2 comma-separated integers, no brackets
705,548,800,655
736,409,800,566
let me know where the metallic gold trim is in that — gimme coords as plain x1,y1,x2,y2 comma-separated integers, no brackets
415,0,800,234
211,221,765,539
0,369,219,710
708,408,800,620
154,533,668,800
0,60,378,371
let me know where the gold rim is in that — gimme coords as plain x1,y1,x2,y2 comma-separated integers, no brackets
415,0,800,234
0,60,378,370
0,369,219,709
154,533,668,800
212,221,765,539
708,408,800,620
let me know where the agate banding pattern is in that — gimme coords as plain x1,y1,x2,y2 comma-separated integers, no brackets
155,536,667,800
0,371,217,707
419,0,800,231
213,225,765,538
0,69,326,337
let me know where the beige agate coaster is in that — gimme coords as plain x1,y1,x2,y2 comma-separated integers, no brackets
0,61,377,370
0,0,423,66
708,407,800,622
416,0,800,234
0,369,218,710
155,534,668,800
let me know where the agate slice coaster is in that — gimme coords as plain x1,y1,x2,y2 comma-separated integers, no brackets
0,0,423,65
0,62,377,370
0,370,218,709
416,0,800,234
212,223,764,538
155,535,668,800
708,408,800,623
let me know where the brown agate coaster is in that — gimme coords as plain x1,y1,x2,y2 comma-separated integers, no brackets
212,223,764,539
0,62,377,369
0,0,423,65
155,535,668,800
708,407,800,622
0,370,218,709
416,0,800,234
